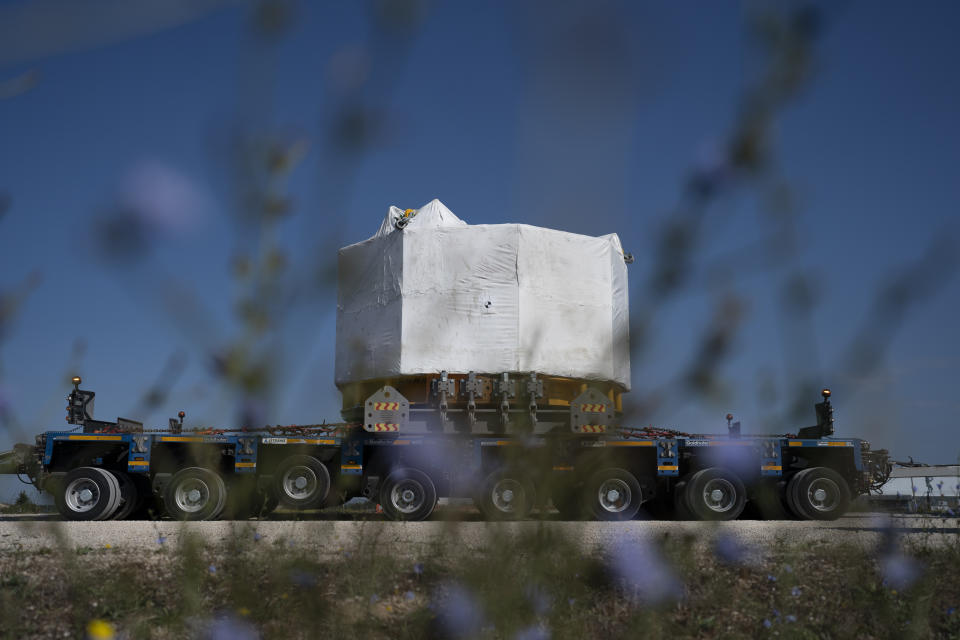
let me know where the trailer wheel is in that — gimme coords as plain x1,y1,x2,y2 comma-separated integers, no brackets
261,491,279,516
55,467,122,521
672,478,695,520
110,471,141,520
163,467,227,521
788,467,850,520
586,468,643,521
551,483,585,520
476,470,536,520
380,468,437,521
685,468,747,521
743,478,796,520
785,469,812,518
274,455,331,510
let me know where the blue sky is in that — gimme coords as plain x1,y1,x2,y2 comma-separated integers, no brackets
1,1,959,498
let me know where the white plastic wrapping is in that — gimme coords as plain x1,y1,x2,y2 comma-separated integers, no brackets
336,199,631,389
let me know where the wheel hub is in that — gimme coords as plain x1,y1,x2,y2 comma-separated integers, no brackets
491,479,524,512
598,478,632,513
65,478,100,513
701,478,736,513
807,477,840,512
283,466,318,500
391,480,424,514
175,478,210,513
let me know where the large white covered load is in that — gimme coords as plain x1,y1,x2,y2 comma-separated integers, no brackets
335,199,631,390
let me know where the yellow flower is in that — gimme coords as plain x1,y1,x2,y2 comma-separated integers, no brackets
86,619,115,640
238,607,251,617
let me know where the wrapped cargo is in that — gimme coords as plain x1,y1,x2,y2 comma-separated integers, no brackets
335,200,630,393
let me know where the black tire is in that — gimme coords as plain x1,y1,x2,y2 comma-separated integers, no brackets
127,474,159,519
261,491,279,516
476,470,536,521
551,483,585,520
789,467,850,521
585,468,643,521
163,467,227,521
672,478,695,520
221,476,265,520
785,469,813,519
273,455,331,510
55,467,122,521
380,468,437,521
110,471,141,520
684,467,747,521
750,479,795,520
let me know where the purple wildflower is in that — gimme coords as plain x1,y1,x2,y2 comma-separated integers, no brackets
880,554,920,591
115,161,212,235
404,591,415,601
786,614,797,623
413,562,424,575
208,564,217,574
435,583,486,639
607,539,683,604
514,625,550,640
767,575,777,582
712,533,756,566
289,570,318,588
524,585,551,616
204,614,259,640
763,619,772,628
791,586,801,597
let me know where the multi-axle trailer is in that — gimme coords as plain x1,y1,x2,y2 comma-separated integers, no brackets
0,377,890,522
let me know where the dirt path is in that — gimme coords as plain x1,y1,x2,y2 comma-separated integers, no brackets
1,513,954,556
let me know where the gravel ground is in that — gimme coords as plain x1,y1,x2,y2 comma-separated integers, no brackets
0,512,955,556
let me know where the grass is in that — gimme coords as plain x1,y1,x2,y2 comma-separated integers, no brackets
0,516,959,639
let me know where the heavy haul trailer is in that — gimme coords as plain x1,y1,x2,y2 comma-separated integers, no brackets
0,377,891,522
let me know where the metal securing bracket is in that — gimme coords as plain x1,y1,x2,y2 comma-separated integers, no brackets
495,373,516,427
431,370,457,424
460,372,484,428
525,372,544,426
